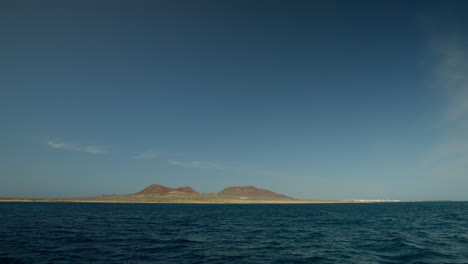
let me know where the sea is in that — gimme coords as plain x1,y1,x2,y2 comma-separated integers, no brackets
0,202,467,264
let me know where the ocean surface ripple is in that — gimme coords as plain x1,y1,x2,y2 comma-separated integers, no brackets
1,202,467,264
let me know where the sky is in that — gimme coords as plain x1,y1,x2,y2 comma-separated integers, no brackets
1,0,468,200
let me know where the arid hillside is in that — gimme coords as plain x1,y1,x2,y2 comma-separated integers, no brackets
135,184,198,195
218,186,293,199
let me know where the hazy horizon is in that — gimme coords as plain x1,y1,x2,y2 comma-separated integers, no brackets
2,0,468,201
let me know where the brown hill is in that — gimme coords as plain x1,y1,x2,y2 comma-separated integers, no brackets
135,184,198,195
218,186,293,199
174,186,198,194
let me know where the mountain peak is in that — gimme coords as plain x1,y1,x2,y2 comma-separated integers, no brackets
218,186,292,199
135,184,198,195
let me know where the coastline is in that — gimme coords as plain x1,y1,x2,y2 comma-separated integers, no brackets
0,197,420,204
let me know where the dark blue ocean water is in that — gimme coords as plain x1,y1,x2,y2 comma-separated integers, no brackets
0,202,467,264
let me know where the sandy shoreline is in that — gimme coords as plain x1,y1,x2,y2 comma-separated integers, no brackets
0,197,407,204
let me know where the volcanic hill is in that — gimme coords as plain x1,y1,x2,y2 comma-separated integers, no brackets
218,186,293,199
135,184,198,195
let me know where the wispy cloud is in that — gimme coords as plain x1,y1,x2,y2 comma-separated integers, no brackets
427,34,468,167
431,37,468,124
134,150,159,159
47,140,106,154
168,160,224,169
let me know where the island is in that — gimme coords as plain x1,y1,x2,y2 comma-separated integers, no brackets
0,184,403,204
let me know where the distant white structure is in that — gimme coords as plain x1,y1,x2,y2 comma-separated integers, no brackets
346,199,400,202
240,197,249,200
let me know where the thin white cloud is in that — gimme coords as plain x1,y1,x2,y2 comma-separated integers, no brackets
47,140,106,154
168,160,223,169
427,34,468,167
134,150,159,159
47,141,69,149
431,37,468,123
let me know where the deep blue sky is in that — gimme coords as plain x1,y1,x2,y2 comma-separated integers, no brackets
2,0,468,200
